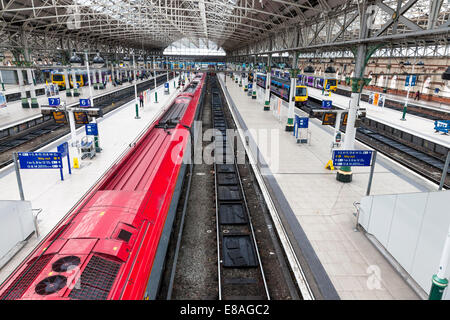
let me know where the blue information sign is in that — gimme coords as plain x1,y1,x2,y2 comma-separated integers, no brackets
48,97,61,106
434,120,450,134
57,142,72,175
164,82,169,88
85,123,98,136
405,75,416,87
332,150,373,167
18,152,64,180
79,98,91,107
57,142,69,157
296,116,309,128
322,100,332,109
248,83,253,89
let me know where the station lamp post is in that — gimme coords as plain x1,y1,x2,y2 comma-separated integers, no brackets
0,52,4,91
400,60,415,121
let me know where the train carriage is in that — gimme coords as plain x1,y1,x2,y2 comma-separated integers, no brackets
0,74,206,300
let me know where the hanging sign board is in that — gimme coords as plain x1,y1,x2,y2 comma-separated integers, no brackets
73,111,89,124
322,112,336,125
342,112,348,126
52,111,67,124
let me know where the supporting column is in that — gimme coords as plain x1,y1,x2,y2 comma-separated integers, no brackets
64,68,72,97
27,68,39,108
17,69,29,108
264,55,271,111
285,52,298,131
252,56,257,99
429,222,450,300
71,68,79,96
285,76,295,132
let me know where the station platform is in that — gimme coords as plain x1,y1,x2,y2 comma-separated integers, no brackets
0,76,181,284
219,73,438,299
339,84,450,113
0,75,170,131
0,83,46,96
307,86,450,148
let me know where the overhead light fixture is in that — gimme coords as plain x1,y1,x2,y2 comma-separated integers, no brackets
92,51,105,68
442,66,450,80
69,49,83,67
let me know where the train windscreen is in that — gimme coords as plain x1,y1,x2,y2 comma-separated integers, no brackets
327,79,337,86
296,87,307,96
52,74,63,81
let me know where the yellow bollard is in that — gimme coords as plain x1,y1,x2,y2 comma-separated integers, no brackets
325,160,335,170
73,157,80,169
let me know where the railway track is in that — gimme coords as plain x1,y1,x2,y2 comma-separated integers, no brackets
211,77,270,300
161,74,299,300
0,74,173,169
298,99,450,188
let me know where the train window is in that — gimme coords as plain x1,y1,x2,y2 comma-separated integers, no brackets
52,74,63,81
296,87,307,96
328,79,337,86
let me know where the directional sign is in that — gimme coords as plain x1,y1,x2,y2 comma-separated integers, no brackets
332,150,373,167
52,111,67,124
57,142,71,175
79,98,91,107
57,142,69,157
322,100,332,109
48,97,61,106
73,111,89,124
322,112,336,125
18,152,63,169
85,123,98,136
434,120,450,134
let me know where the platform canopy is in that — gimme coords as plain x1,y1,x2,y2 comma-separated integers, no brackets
0,0,448,55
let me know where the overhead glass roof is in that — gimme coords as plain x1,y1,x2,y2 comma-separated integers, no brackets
163,38,226,56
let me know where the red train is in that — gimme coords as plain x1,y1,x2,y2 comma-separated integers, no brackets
0,73,206,300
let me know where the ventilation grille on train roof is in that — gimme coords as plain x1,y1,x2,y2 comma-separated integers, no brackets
69,255,121,300
0,254,55,300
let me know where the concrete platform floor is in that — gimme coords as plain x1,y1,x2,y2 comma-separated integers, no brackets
219,73,438,300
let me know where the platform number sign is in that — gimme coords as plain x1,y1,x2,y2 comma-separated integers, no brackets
48,97,60,106
322,100,332,109
79,98,91,107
